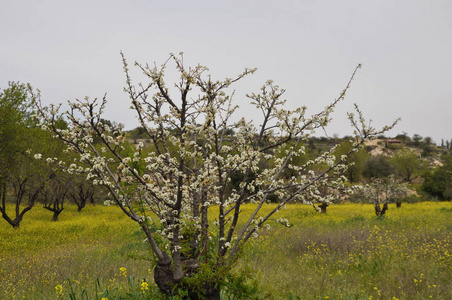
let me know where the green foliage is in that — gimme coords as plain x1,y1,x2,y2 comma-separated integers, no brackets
0,81,61,175
362,155,395,179
395,132,411,143
0,82,35,174
441,154,452,165
127,126,149,142
0,82,70,227
335,140,369,183
412,134,423,147
402,194,423,203
0,81,34,123
63,277,163,300
175,261,260,299
422,163,452,200
391,148,425,182
58,270,260,300
422,143,435,157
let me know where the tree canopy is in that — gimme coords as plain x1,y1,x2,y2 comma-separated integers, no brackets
36,54,397,298
0,82,67,227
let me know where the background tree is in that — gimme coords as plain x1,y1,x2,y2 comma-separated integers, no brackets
412,134,423,147
127,126,148,144
395,132,410,143
0,82,68,228
421,136,435,157
363,155,395,179
384,176,408,208
361,175,407,215
68,175,97,212
0,83,47,227
335,139,369,183
42,172,69,221
36,55,396,299
422,163,452,200
361,178,389,216
0,162,47,228
391,148,425,183
0,82,33,175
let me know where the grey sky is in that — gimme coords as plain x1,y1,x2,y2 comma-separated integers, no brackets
1,0,451,143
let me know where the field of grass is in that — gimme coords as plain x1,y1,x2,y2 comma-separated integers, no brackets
1,202,451,299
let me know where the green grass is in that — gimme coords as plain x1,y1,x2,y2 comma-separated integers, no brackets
0,205,152,299
1,202,451,299
242,202,452,299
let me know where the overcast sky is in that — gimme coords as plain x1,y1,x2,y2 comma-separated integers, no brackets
1,0,451,144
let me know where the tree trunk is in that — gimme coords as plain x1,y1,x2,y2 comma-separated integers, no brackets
44,206,64,221
375,203,388,216
396,202,402,208
374,203,381,216
153,261,221,299
375,203,389,217
2,214,23,228
381,203,388,215
318,203,328,213
154,260,175,296
51,209,63,221
12,220,21,229
1,203,32,228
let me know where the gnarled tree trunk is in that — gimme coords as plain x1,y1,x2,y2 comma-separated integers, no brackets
153,258,221,299
154,260,175,296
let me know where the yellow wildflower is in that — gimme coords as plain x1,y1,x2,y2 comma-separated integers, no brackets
55,284,63,297
141,281,149,292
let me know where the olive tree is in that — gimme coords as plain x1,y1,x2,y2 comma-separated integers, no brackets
35,54,396,299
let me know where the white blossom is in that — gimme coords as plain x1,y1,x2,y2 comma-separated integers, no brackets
34,55,396,284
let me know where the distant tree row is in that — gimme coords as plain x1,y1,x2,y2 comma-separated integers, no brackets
128,126,452,205
333,134,452,214
0,82,104,228
2,81,450,230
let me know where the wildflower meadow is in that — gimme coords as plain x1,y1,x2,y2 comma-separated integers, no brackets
0,202,451,299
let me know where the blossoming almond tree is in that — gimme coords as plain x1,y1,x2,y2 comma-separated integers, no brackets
361,175,408,216
35,53,397,299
